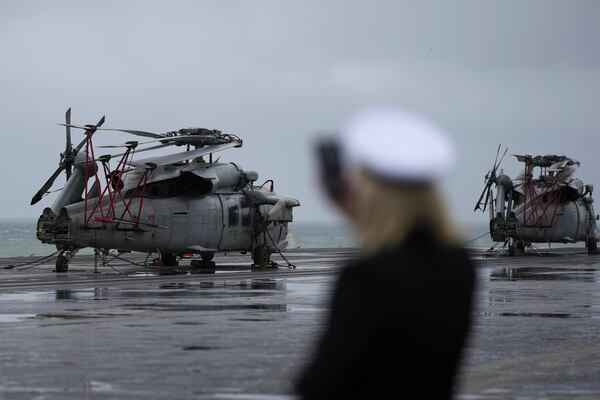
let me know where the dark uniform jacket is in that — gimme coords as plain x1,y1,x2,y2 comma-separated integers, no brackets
296,228,476,399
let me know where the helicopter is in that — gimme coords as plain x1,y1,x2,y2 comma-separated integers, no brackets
474,145,598,255
32,108,300,272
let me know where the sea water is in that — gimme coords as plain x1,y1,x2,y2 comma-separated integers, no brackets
0,218,495,258
0,218,359,258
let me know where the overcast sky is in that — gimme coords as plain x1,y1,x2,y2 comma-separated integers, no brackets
1,0,599,223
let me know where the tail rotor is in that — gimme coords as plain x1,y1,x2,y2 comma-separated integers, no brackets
30,108,105,205
64,107,73,179
474,144,508,212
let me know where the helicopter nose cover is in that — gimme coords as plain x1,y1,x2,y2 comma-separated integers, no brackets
344,106,456,182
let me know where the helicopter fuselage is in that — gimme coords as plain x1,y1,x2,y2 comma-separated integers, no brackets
38,190,289,255
482,154,598,253
37,159,299,267
491,192,594,243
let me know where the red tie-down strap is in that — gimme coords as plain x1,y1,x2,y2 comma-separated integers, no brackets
84,142,151,227
523,169,562,227
85,145,134,225
116,168,150,225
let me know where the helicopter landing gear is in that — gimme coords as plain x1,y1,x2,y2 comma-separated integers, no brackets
55,254,69,273
55,249,79,273
251,245,273,269
586,238,598,255
508,243,515,257
200,252,214,262
160,253,179,266
191,252,216,272
508,239,525,257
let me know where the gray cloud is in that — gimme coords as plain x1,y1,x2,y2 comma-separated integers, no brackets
1,0,599,224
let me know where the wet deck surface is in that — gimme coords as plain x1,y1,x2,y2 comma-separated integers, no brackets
0,248,599,399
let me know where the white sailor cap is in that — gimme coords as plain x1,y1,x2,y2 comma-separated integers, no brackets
344,106,456,182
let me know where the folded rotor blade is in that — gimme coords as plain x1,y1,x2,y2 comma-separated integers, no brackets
492,144,501,172
65,108,72,152
57,123,89,130
73,135,89,153
474,185,488,212
58,118,105,134
58,123,163,139
65,108,72,179
57,118,104,132
496,147,508,171
481,183,492,212
98,138,168,148
489,146,509,179
112,143,174,158
475,145,507,212
99,135,228,149
31,164,65,205
95,128,163,138
133,142,240,167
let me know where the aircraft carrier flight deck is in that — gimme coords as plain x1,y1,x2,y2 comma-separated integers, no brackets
1,248,599,399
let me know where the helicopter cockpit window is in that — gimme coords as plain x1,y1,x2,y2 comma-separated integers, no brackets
131,178,185,199
227,197,239,226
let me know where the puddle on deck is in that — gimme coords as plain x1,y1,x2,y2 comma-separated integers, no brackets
489,266,598,282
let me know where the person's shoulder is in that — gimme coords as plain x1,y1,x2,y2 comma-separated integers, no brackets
347,235,474,281
341,247,406,288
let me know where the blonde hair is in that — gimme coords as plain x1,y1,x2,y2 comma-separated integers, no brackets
351,170,461,252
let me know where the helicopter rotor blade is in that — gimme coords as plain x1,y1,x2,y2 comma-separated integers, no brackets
110,143,175,158
491,144,501,171
65,108,72,151
31,164,65,205
95,128,162,139
68,115,106,153
132,141,241,168
474,178,490,212
57,117,105,133
64,108,72,179
58,123,163,139
57,123,89,130
73,135,89,153
481,183,492,212
495,147,508,172
489,145,508,178
33,113,107,206
474,145,508,213
98,137,174,148
100,135,227,148
98,144,133,149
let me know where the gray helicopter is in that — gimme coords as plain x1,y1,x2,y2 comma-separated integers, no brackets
32,108,300,272
474,146,598,255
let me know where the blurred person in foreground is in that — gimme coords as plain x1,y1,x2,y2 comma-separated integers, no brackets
296,106,476,399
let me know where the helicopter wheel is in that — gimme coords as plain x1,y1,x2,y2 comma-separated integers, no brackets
252,245,271,266
508,244,515,257
191,252,216,271
200,252,214,262
161,253,179,266
587,238,598,255
55,255,69,273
